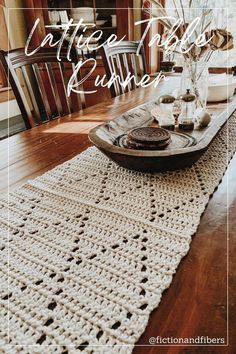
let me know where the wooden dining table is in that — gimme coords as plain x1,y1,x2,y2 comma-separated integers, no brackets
0,80,235,353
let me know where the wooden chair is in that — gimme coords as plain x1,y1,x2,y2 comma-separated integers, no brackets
0,47,86,129
100,41,147,98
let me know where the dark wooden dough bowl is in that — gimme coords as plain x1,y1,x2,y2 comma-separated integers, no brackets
89,99,236,172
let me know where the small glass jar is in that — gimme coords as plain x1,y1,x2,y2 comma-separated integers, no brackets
158,95,175,131
180,60,209,112
178,89,196,131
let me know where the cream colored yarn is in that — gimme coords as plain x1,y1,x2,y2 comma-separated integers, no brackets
0,113,235,354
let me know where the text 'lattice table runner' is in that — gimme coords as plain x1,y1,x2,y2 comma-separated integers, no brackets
0,114,236,354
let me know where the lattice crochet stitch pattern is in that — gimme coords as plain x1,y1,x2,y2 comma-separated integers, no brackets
0,113,235,354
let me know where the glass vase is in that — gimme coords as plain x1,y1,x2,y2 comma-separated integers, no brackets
180,60,209,115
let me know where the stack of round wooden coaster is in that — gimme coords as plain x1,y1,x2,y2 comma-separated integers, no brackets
127,127,171,150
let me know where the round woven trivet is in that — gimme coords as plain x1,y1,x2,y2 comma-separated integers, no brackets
127,127,171,149
128,127,170,145
126,138,171,150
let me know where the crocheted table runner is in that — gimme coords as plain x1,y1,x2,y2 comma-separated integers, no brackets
0,113,235,353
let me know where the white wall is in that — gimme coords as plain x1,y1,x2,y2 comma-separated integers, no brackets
0,100,21,122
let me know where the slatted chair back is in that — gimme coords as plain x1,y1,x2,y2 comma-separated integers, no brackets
100,41,147,98
0,47,85,129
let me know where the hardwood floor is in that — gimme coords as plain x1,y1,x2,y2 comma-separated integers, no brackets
0,115,26,140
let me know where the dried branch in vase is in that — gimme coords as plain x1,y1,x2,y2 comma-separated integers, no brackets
143,0,235,118
143,0,234,64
